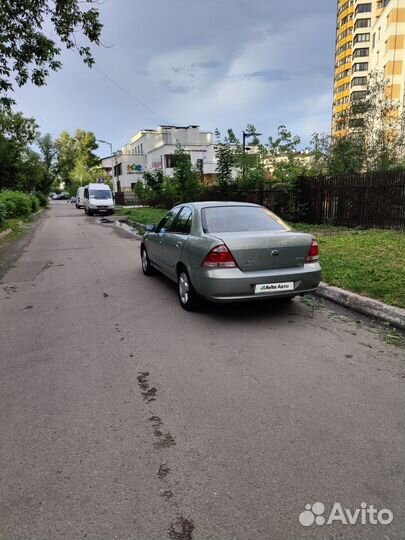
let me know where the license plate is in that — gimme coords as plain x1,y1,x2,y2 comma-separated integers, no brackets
254,282,294,294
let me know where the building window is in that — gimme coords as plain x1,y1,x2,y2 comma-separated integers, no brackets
354,18,371,29
351,90,367,100
377,0,391,7
372,32,376,48
355,3,372,15
354,33,370,43
353,62,369,71
114,163,122,176
353,47,369,57
164,154,191,168
351,76,367,86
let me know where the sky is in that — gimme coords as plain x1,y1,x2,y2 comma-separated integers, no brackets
16,0,337,158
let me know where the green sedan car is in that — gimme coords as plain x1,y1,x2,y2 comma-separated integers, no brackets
140,202,321,311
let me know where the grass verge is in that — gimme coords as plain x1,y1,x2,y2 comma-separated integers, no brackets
0,218,26,237
292,223,405,309
118,207,168,225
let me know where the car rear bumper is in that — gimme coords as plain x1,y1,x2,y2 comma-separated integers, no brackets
190,263,321,303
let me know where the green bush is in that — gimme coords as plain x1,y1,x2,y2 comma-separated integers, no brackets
0,190,33,218
30,195,40,213
35,192,48,207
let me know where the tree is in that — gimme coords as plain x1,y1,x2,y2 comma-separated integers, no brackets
143,169,165,196
352,71,405,171
55,131,77,186
55,129,100,187
332,70,405,172
0,0,102,106
74,129,99,170
307,132,364,176
0,108,46,192
266,125,307,185
37,134,58,193
172,143,200,201
214,129,235,190
0,108,39,148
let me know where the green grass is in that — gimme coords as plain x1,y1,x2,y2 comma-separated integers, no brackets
0,218,24,234
292,224,405,309
118,207,168,225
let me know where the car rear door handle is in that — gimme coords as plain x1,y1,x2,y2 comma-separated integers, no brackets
176,242,182,248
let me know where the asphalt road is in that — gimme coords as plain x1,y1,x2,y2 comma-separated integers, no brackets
0,202,404,540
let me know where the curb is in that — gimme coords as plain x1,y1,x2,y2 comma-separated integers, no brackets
0,228,12,241
315,282,405,330
127,219,146,233
114,218,144,239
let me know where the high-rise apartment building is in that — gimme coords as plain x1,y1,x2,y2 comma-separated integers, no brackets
332,0,405,136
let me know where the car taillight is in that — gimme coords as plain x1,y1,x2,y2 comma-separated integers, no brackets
305,239,319,262
202,244,238,268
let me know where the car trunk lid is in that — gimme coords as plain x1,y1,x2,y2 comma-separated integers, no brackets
209,231,314,271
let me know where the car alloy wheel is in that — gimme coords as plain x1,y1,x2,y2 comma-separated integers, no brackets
141,248,154,276
179,272,189,305
178,269,200,311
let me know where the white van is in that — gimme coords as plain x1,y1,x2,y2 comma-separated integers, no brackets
76,186,85,209
83,183,115,216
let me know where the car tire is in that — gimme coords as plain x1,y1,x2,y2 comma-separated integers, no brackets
177,268,200,311
88,209,94,216
141,247,154,276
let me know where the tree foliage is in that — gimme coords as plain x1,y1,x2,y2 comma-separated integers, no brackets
0,0,102,106
172,143,201,201
266,125,306,185
37,133,58,193
143,169,166,196
0,108,48,191
214,128,235,189
55,129,100,187
0,108,39,148
349,70,405,171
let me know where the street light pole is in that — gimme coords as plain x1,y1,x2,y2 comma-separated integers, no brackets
97,139,114,190
242,131,262,181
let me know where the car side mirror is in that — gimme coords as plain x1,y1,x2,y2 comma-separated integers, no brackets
145,224,156,232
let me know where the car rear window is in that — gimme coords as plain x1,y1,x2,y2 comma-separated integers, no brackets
202,206,290,233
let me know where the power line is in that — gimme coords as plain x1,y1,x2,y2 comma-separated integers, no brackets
93,66,172,125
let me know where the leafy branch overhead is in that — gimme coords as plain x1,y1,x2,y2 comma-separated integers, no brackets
0,0,103,105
